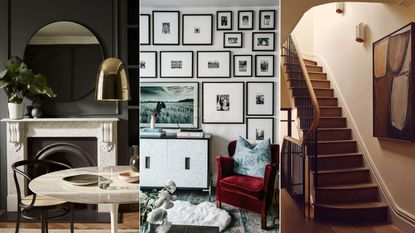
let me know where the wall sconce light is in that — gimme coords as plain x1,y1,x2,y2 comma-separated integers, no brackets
95,58,131,101
355,23,365,43
336,2,345,14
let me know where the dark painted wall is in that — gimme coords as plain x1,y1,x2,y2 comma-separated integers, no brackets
0,0,130,209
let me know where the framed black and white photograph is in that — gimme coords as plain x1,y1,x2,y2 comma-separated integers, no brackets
182,14,213,45
238,10,254,30
160,51,193,78
246,117,275,143
255,55,274,77
202,82,244,124
247,82,274,115
233,55,252,77
217,11,232,30
252,32,275,51
140,82,199,128
197,51,231,78
224,32,243,48
140,14,151,45
259,10,276,30
152,11,180,45
139,51,157,78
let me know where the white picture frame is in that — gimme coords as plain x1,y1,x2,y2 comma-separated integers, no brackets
202,82,244,124
255,55,275,77
197,51,231,78
160,51,193,78
140,14,150,45
246,118,275,143
139,51,157,78
252,32,275,51
152,11,180,45
247,82,274,116
182,14,213,45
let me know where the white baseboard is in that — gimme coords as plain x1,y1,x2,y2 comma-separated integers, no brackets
313,53,415,229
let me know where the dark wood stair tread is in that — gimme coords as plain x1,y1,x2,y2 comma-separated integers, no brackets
315,202,388,209
284,63,322,68
318,139,355,143
317,152,362,158
317,183,378,190
318,127,350,130
315,167,370,174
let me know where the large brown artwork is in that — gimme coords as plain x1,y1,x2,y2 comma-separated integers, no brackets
373,23,414,141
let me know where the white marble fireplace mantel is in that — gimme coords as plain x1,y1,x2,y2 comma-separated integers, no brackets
1,118,119,211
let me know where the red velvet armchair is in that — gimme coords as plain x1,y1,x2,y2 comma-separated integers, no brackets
216,140,279,229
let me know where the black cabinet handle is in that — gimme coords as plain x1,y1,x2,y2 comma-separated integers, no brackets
185,157,190,170
145,156,150,169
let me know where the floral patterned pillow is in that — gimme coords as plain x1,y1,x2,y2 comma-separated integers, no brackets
233,136,271,178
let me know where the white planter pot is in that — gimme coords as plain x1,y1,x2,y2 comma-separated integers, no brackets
8,102,24,119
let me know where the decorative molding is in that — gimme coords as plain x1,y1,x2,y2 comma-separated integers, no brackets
313,53,415,227
7,122,22,152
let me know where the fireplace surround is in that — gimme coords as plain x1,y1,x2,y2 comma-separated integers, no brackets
1,118,119,212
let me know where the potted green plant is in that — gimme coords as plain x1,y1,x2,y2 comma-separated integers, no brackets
0,56,56,119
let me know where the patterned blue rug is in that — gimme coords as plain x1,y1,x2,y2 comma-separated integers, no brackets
175,190,279,233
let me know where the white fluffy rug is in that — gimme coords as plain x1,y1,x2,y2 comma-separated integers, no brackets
166,200,231,232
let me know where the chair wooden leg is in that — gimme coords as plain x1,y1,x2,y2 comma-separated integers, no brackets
15,210,21,233
261,214,267,230
216,201,221,208
40,211,46,233
70,204,75,233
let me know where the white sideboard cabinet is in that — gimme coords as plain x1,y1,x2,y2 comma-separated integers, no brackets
139,134,211,189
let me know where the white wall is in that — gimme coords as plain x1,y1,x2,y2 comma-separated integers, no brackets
293,2,415,224
140,6,280,183
292,10,314,57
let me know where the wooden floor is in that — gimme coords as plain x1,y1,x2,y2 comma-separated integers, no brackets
281,189,403,233
0,212,138,230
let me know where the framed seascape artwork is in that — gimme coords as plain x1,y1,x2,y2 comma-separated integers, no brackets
252,32,275,51
140,82,199,128
140,14,150,45
197,51,231,78
246,117,274,143
182,14,213,45
247,82,274,116
224,32,243,48
160,51,193,78
152,11,180,45
139,51,157,78
259,10,276,30
373,22,415,141
202,82,244,124
217,11,232,30
255,55,275,77
234,55,252,77
238,11,254,30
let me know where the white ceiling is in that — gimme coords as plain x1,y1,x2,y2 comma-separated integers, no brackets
141,0,278,8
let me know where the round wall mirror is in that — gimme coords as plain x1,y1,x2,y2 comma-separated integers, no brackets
24,21,104,102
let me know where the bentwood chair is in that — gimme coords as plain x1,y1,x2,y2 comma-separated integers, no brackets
216,140,279,229
12,159,75,233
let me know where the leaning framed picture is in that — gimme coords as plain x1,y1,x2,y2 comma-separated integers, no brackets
373,22,415,141
259,10,276,30
255,55,274,77
140,82,199,128
139,51,157,78
246,117,274,143
247,82,274,116
152,11,180,45
182,14,213,45
197,51,231,78
224,32,243,48
233,55,252,77
202,82,244,124
252,32,275,51
238,10,254,30
140,14,151,45
217,11,232,30
160,51,193,78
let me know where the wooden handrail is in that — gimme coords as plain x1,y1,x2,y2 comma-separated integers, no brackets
282,35,320,146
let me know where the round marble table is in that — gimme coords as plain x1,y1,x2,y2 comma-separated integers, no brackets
29,166,139,233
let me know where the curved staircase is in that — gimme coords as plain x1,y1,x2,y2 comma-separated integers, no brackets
284,57,389,223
